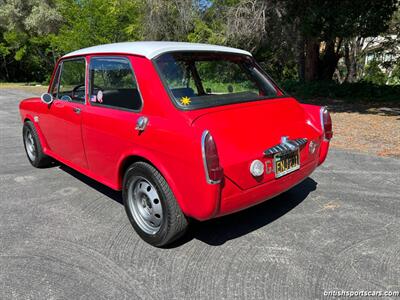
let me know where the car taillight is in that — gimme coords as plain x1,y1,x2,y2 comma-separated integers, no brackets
320,107,333,140
201,130,223,184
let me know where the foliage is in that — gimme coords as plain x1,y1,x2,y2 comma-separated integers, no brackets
284,0,398,40
284,0,398,81
388,64,400,85
363,60,388,85
0,0,62,35
379,8,400,70
0,0,62,82
282,80,400,102
52,0,142,54
0,0,399,91
141,0,200,41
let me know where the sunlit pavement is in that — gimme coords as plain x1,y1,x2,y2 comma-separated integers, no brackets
1,89,399,299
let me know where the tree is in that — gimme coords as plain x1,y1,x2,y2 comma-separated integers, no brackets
0,0,398,83
0,0,144,82
0,0,62,81
283,0,398,81
0,0,62,35
188,0,299,81
52,0,142,54
141,0,201,41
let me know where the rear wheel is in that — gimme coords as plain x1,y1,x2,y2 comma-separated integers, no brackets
123,162,188,247
23,121,53,168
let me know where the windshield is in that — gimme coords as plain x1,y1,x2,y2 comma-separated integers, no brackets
154,52,280,109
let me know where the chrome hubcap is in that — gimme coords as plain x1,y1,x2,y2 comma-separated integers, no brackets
128,177,163,235
24,130,36,161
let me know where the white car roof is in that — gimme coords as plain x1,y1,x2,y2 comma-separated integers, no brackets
62,41,252,59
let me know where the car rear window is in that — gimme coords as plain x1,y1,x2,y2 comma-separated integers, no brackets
154,52,280,109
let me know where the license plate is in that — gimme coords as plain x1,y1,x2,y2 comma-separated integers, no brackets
274,150,300,178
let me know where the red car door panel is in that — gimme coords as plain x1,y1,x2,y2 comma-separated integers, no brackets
39,57,88,169
82,106,139,184
82,55,143,184
43,99,87,169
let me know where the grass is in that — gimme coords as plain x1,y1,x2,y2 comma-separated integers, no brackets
0,82,47,94
170,80,254,94
201,81,255,93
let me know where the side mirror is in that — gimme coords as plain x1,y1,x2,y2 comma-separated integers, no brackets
41,93,54,105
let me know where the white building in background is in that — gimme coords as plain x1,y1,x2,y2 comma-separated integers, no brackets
362,35,399,84
364,35,399,67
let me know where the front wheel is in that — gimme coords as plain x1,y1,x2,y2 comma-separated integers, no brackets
122,162,188,247
23,121,53,168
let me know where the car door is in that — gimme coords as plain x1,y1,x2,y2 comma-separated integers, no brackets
82,56,143,186
42,57,88,169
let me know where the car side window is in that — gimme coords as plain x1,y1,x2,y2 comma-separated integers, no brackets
89,57,142,111
58,58,86,102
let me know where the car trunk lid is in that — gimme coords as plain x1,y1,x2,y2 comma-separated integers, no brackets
191,97,320,190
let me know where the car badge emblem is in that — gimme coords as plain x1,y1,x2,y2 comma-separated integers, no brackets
264,137,307,156
281,136,297,151
309,141,317,154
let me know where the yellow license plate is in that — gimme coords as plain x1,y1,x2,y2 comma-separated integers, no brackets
274,150,300,178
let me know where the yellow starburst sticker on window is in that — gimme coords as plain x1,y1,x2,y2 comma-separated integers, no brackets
180,96,191,106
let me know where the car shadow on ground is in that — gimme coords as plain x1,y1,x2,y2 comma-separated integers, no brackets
59,165,123,204
173,177,317,247
59,164,317,247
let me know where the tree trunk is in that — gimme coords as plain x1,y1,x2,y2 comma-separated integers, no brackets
297,34,305,81
344,37,362,83
304,38,319,81
319,40,340,81
2,57,10,81
344,42,351,82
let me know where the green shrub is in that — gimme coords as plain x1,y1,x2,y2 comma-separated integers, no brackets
280,80,400,102
363,60,387,85
388,64,400,85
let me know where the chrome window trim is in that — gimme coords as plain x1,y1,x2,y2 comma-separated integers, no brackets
49,64,62,97
201,130,222,185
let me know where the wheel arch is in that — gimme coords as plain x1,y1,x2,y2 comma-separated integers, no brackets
119,155,154,187
23,116,50,152
117,153,187,213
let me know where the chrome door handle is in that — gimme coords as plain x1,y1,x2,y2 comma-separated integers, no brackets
135,116,149,131
73,107,81,114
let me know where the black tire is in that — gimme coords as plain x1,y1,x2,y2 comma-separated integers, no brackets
22,121,53,168
122,162,188,247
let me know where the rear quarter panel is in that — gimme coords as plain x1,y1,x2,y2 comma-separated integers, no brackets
300,103,330,165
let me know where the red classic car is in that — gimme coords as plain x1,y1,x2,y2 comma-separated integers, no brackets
19,41,332,246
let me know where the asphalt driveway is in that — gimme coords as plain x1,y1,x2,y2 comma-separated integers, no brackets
1,89,399,299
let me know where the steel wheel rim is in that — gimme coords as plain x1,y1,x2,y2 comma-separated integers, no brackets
128,176,163,235
24,129,36,161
